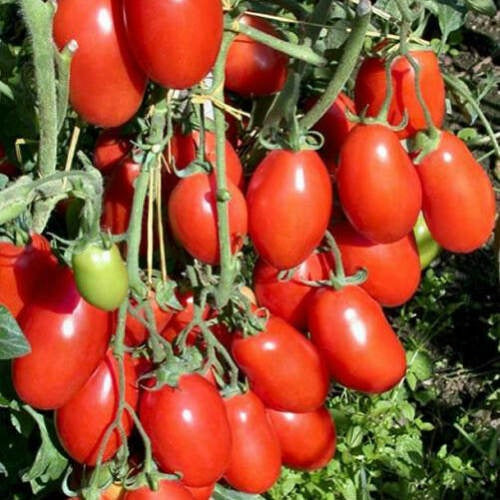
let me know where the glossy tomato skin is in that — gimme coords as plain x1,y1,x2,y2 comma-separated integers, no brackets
253,252,332,330
413,212,441,268
55,351,138,465
94,129,132,174
337,124,422,243
0,234,56,317
355,51,445,139
247,150,333,270
332,221,421,307
308,286,406,393
139,373,231,487
123,480,194,499
53,0,147,127
184,484,214,500
266,406,336,471
225,15,288,96
168,173,248,265
223,391,282,493
123,0,223,89
12,266,113,409
232,316,330,412
416,131,496,253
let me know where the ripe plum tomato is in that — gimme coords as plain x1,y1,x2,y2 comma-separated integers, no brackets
267,406,336,471
332,221,421,307
247,149,333,270
413,212,441,269
168,173,248,265
12,266,113,409
0,234,56,317
123,480,194,499
225,15,288,96
93,129,132,174
232,315,329,412
223,390,282,493
337,124,422,243
139,373,231,487
69,483,124,500
253,252,332,331
53,0,147,127
415,131,496,253
184,484,214,500
55,351,138,465
355,50,445,139
0,143,17,177
123,0,223,89
308,286,406,393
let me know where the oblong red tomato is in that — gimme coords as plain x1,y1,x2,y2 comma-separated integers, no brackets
355,50,445,139
223,390,281,493
139,373,231,487
416,131,496,253
53,0,147,127
247,149,333,270
12,266,113,409
308,286,406,393
225,15,288,96
168,173,248,265
0,234,56,317
332,221,421,307
55,351,138,465
337,124,422,243
94,129,133,174
123,0,223,89
123,480,194,499
232,315,330,412
266,406,336,471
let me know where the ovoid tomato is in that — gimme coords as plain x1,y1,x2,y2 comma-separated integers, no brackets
337,124,422,243
55,351,138,465
223,390,281,493
139,373,231,487
225,15,288,96
123,480,194,499
168,173,248,266
53,0,147,127
72,242,128,311
355,51,445,139
253,252,332,330
413,212,441,269
94,129,132,174
0,143,17,177
247,149,333,270
232,315,330,412
184,484,214,500
12,266,112,409
267,406,336,471
332,221,421,307
69,482,124,500
308,286,406,393
123,0,223,89
0,234,56,317
415,131,496,253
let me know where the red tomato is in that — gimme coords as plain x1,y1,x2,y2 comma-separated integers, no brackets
94,129,133,174
355,51,445,139
184,484,214,500
225,15,288,96
223,390,281,493
0,143,17,177
253,252,332,331
53,0,147,127
0,234,56,317
168,173,248,265
55,351,138,465
247,149,333,270
337,124,422,243
12,266,113,409
332,221,421,307
123,480,194,499
416,131,496,253
308,286,406,393
139,373,231,487
232,315,330,412
267,406,336,471
123,0,223,89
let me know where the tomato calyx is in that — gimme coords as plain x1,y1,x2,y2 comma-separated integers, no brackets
410,128,442,164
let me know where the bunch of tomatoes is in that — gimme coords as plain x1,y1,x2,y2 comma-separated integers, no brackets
0,0,497,499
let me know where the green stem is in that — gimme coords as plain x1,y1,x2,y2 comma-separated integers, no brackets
299,0,372,130
56,41,77,133
265,0,309,18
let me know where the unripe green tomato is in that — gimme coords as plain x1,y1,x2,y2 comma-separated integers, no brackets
72,242,128,311
413,213,441,269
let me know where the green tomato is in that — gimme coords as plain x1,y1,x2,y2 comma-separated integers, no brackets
413,213,441,269
72,241,128,311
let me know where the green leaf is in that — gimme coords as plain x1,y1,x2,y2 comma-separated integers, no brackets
0,80,13,100
213,484,264,500
0,306,31,360
465,0,496,15
411,352,433,381
436,0,467,44
339,478,357,500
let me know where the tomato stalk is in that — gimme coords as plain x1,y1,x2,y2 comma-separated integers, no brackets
265,0,309,19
